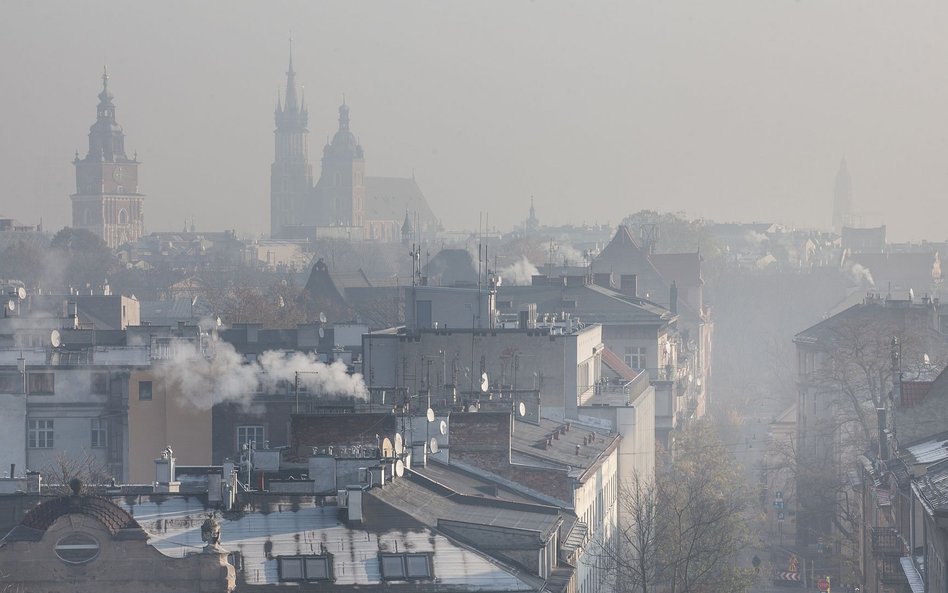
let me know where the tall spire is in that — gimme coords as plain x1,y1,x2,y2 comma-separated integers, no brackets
284,37,298,113
833,157,853,232
338,101,350,131
98,65,114,106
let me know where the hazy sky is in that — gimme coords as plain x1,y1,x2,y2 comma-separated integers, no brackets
3,1,948,241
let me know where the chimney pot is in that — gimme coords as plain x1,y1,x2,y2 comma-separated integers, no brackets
575,445,581,455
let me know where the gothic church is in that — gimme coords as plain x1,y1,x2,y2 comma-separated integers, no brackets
270,50,438,241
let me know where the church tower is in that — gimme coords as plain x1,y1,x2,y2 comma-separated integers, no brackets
270,43,313,238
832,158,853,233
71,68,144,249
314,102,365,230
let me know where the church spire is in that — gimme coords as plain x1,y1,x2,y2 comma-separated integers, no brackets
284,38,298,113
338,101,350,131
98,65,114,108
833,158,853,232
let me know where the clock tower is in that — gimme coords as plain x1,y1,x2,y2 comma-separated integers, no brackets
71,67,145,249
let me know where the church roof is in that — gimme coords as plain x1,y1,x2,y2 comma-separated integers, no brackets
365,176,438,229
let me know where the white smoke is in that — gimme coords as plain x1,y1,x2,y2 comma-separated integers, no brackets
500,256,540,285
744,231,768,245
847,263,875,286
557,243,585,266
160,337,368,410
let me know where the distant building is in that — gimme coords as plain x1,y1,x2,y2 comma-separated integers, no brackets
71,68,145,249
833,158,853,233
270,50,438,241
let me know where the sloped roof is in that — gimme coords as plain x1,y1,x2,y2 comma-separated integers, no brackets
498,283,673,326
365,176,438,228
651,252,702,288
120,496,538,590
600,346,642,378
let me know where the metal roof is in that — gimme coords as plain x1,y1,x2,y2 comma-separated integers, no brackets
120,496,535,590
904,433,948,465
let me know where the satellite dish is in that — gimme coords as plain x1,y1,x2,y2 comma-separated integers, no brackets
381,437,394,458
319,311,327,324
429,438,439,454
518,402,527,417
50,330,61,348
394,433,404,455
480,372,489,393
394,459,405,477
16,287,26,300
5,300,14,312
318,327,325,339
924,353,931,365
439,420,447,435
426,408,435,422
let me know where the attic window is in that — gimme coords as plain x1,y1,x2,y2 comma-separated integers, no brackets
278,555,333,582
55,533,99,564
380,553,432,579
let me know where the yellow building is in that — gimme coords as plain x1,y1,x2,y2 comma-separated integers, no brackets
127,369,212,483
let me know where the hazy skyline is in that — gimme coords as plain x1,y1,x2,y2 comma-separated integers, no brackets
3,1,948,241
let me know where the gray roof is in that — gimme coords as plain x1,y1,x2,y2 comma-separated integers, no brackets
365,177,438,230
120,495,536,590
370,473,563,542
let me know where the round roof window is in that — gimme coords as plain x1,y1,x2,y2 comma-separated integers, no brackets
55,532,100,564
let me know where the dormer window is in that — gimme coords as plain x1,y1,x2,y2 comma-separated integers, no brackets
379,553,432,579
278,555,333,582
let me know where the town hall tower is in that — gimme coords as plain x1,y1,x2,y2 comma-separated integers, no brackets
71,68,145,249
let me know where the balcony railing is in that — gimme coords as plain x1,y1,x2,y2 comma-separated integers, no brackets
878,556,907,585
870,527,904,556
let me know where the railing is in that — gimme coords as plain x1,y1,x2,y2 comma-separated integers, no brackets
878,556,906,584
870,527,904,556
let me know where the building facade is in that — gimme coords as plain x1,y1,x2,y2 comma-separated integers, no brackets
71,68,145,249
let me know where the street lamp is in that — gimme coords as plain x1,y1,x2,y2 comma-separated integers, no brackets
294,371,319,414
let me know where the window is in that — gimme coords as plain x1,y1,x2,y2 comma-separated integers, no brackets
380,553,432,579
278,555,333,582
28,420,54,448
91,372,109,395
55,533,99,564
237,426,265,450
138,380,153,400
624,347,647,370
91,418,107,449
0,372,21,393
28,372,54,395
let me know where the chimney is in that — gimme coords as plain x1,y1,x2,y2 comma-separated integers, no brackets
877,407,889,460
619,275,637,298
154,447,180,493
670,281,678,314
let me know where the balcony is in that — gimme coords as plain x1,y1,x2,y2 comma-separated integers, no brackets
878,556,907,585
871,527,904,556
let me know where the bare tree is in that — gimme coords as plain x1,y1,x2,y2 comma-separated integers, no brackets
659,420,754,593
591,471,662,593
42,451,112,496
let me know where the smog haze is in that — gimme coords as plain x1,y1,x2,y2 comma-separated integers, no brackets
2,1,947,240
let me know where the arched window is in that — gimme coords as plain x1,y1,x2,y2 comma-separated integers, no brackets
118,209,128,225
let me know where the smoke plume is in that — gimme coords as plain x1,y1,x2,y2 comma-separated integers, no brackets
500,256,540,285
161,336,368,410
846,262,875,286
